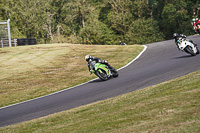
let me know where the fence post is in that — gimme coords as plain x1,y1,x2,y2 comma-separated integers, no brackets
14,39,17,47
1,40,3,48
7,19,11,47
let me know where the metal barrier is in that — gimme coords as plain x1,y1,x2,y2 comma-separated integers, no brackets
0,38,36,48
17,38,36,46
1,39,17,48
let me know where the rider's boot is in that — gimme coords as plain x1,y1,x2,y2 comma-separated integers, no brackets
103,61,118,73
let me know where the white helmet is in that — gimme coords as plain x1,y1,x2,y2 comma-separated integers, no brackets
85,55,91,62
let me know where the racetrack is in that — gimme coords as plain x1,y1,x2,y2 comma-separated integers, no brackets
0,35,200,127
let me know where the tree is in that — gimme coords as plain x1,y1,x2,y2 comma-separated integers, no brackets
161,1,189,37
131,0,150,19
0,0,197,44
125,18,164,44
0,0,6,20
2,0,52,42
79,10,116,45
103,0,133,35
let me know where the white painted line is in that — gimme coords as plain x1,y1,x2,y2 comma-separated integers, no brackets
0,45,147,110
118,45,147,71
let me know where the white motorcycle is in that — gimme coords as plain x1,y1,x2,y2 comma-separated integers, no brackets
176,37,199,56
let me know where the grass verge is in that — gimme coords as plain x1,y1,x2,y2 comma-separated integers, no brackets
1,70,199,132
0,44,144,107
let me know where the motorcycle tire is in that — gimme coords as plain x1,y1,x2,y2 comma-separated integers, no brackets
96,69,108,81
184,46,196,56
112,71,119,77
196,47,200,54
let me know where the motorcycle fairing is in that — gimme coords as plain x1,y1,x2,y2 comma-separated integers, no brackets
94,63,110,76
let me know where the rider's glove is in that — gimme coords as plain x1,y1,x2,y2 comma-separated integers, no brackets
90,70,93,74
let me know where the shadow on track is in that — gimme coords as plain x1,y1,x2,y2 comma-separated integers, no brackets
89,77,115,83
89,79,102,83
172,55,195,59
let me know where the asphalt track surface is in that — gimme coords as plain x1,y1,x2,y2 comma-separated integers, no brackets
0,35,200,127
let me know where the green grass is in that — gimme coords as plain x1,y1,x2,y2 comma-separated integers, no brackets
1,70,199,132
0,44,144,107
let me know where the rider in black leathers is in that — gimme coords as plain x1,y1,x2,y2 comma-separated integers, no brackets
173,33,186,43
173,33,196,49
85,55,117,73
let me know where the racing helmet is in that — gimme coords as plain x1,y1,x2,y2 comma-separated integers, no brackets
173,33,179,38
192,18,195,22
85,55,91,62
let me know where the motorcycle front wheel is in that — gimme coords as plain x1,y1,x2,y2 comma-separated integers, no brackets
184,46,196,56
96,69,108,81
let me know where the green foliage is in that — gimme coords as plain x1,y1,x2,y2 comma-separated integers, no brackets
159,0,199,38
106,0,133,35
131,0,150,19
161,2,189,37
2,0,51,42
0,0,5,20
0,0,198,44
125,18,164,44
79,11,117,45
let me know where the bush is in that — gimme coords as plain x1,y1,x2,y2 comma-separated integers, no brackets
78,19,117,45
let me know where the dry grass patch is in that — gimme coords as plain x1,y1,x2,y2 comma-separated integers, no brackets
0,44,143,107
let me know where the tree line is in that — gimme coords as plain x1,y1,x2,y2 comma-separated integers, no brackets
0,0,199,45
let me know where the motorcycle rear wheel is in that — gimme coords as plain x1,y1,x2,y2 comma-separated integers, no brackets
196,47,200,54
112,71,119,77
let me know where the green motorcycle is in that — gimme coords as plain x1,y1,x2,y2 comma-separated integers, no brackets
89,61,119,81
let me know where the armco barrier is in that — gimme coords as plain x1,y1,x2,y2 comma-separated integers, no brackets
17,38,36,46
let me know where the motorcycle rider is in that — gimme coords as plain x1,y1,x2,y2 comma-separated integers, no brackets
194,18,200,32
173,33,186,43
119,41,127,45
192,18,195,30
85,55,117,74
173,33,187,50
173,33,197,49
